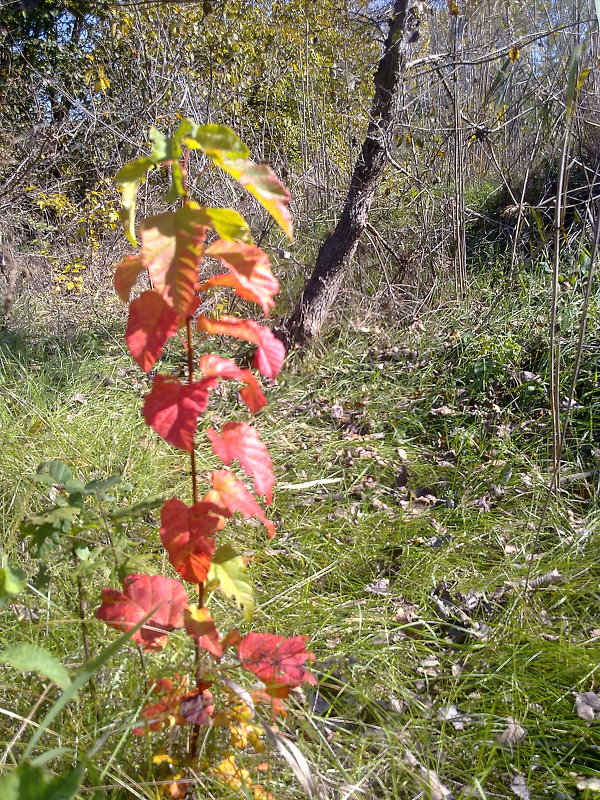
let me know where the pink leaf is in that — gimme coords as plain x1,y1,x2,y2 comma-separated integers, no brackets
207,422,275,503
197,316,285,379
140,204,208,315
199,354,267,414
184,605,223,660
114,253,145,302
126,291,179,372
143,374,217,451
160,497,223,584
206,469,275,537
238,632,315,693
96,573,188,651
200,240,279,317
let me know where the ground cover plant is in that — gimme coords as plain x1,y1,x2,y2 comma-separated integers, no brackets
0,252,599,798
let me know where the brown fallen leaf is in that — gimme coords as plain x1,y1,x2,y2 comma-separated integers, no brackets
575,691,600,721
509,774,530,800
498,717,526,747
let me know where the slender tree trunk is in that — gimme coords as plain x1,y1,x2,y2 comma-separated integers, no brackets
282,0,421,348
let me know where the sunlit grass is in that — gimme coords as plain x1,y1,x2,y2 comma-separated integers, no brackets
0,278,598,798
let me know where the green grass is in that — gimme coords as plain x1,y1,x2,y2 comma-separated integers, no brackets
0,277,599,799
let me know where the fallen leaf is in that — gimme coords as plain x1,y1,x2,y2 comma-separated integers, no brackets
498,717,527,747
575,691,600,721
509,774,529,800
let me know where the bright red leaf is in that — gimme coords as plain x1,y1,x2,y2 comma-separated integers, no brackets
143,374,217,451
96,573,188,651
114,253,145,302
207,422,275,504
126,290,179,372
197,316,285,379
199,354,267,413
140,203,208,315
184,604,222,660
206,470,275,537
238,632,315,693
200,240,279,317
160,497,223,584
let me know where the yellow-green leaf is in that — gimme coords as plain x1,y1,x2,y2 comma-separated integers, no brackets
185,123,250,160
116,157,154,246
207,544,254,622
198,207,253,243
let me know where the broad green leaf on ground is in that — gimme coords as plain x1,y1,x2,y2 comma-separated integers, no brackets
34,460,72,486
125,291,179,372
207,543,254,622
201,240,279,316
143,374,217,451
0,761,84,800
207,422,275,503
0,643,70,690
0,565,26,606
197,315,285,379
140,203,208,315
96,573,188,651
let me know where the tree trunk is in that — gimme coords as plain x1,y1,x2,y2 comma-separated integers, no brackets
282,0,420,348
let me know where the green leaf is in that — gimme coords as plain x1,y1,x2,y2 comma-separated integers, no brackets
0,643,71,690
116,156,154,246
0,760,84,800
149,126,182,162
163,161,186,204
117,554,157,582
185,123,250,159
34,461,72,486
200,207,253,243
83,475,121,496
207,544,254,622
109,495,163,521
0,565,26,606
186,126,292,238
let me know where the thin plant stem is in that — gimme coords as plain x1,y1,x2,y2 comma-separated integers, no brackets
185,313,207,762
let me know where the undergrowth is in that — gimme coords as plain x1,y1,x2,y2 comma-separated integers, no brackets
0,269,599,799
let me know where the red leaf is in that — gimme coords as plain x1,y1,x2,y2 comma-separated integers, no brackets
143,374,217,451
184,604,222,659
207,469,275,537
238,632,316,692
126,291,179,372
207,422,275,504
200,240,279,317
197,316,285,379
179,687,214,726
160,497,223,584
96,573,188,651
199,354,267,414
140,203,208,315
114,253,145,302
